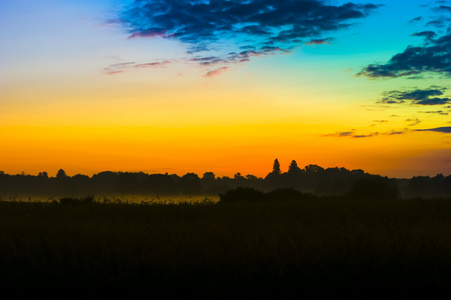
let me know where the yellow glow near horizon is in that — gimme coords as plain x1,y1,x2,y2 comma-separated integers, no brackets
1,123,449,178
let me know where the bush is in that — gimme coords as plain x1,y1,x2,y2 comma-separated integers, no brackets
219,187,266,202
348,176,399,200
59,196,95,205
266,188,317,201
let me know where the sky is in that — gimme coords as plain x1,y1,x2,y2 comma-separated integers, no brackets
1,0,451,178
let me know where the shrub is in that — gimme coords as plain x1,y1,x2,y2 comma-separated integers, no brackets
266,188,317,201
59,196,95,205
219,187,266,202
348,176,399,200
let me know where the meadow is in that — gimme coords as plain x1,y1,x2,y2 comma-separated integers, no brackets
1,194,451,298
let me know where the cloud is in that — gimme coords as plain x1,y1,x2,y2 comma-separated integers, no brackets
204,66,229,78
414,126,451,133
104,60,173,75
409,16,423,23
128,28,168,39
357,6,451,79
419,110,449,115
322,130,406,138
119,0,380,70
411,31,437,41
357,34,451,78
189,46,287,66
426,17,451,28
378,86,451,105
436,5,451,12
405,118,421,126
305,38,334,45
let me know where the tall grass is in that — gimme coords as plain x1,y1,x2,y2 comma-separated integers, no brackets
1,197,451,298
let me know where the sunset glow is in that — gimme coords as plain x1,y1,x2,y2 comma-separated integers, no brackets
1,0,451,178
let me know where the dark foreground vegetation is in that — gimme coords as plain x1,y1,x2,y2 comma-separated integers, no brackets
2,191,451,299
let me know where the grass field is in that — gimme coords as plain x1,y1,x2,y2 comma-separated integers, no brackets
1,196,451,298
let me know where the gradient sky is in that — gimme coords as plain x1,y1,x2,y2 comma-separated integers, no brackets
1,0,451,178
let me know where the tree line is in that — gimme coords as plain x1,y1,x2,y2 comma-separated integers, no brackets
0,159,449,198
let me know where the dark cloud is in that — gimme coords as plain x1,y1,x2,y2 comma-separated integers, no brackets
405,118,421,126
426,19,447,27
379,86,451,105
305,38,334,45
357,33,451,78
322,131,355,137
436,5,451,12
386,130,406,135
412,31,437,41
322,130,407,138
358,5,451,79
353,133,378,138
419,110,449,115
119,0,380,69
414,126,451,133
409,16,423,23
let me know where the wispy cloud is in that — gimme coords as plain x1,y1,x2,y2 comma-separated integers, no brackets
435,5,451,12
409,16,423,23
322,129,407,139
104,60,173,75
405,118,421,126
305,38,334,45
419,110,449,115
204,66,229,78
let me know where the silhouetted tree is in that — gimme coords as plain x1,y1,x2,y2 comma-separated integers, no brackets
179,173,202,195
38,172,49,178
288,160,301,174
245,174,258,180
56,169,67,179
284,160,303,189
202,172,216,182
304,164,324,175
143,174,176,195
272,159,281,175
265,159,283,189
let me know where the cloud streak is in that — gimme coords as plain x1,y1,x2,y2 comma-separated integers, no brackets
204,66,229,78
378,86,451,106
322,130,406,139
104,60,173,75
414,126,451,133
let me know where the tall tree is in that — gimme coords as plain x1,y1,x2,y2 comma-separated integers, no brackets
272,159,281,175
56,169,67,179
288,160,301,174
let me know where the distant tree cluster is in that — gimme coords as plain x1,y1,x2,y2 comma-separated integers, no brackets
0,160,448,198
405,174,451,198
